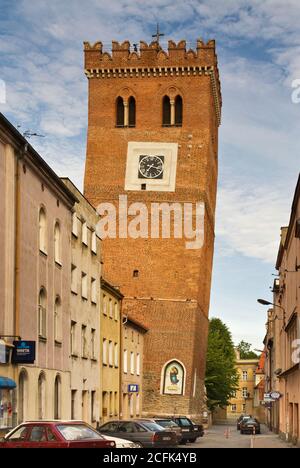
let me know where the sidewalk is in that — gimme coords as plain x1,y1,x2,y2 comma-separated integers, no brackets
252,428,296,449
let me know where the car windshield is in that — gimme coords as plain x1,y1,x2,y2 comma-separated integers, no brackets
57,424,103,441
245,419,257,424
140,422,165,432
156,420,178,428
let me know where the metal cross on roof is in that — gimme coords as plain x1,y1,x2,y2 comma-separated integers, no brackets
152,23,164,44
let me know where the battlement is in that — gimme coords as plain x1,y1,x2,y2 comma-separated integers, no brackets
84,38,218,69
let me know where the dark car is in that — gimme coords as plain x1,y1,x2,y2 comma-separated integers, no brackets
240,418,261,435
146,418,182,444
0,421,116,448
171,417,204,443
237,415,252,430
98,420,177,448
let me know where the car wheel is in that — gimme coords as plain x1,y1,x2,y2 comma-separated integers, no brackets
135,442,143,448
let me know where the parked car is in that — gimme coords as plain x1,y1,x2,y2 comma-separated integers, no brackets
103,434,140,448
0,421,116,448
237,415,252,430
98,420,177,448
170,417,204,443
141,418,182,444
240,418,261,435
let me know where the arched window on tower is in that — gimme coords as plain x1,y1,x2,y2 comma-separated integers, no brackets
54,221,61,264
39,207,47,253
162,96,171,126
128,96,136,127
175,95,183,126
116,96,124,127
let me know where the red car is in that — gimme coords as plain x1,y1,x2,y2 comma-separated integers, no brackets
0,421,116,448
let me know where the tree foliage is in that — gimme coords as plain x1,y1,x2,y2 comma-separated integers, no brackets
205,318,239,411
236,340,259,359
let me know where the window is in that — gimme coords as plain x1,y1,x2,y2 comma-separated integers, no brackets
72,212,78,237
91,391,96,422
103,339,108,365
136,353,140,376
242,387,248,398
81,272,88,299
116,97,124,126
175,95,183,126
71,264,77,294
109,392,113,416
130,352,135,375
39,207,47,253
162,95,171,125
54,296,62,342
38,372,46,419
18,371,28,424
109,341,113,366
232,390,237,398
129,394,134,417
231,404,237,413
114,392,118,416
29,426,47,442
114,302,119,321
128,96,136,127
109,299,113,318
123,350,128,373
242,404,246,412
81,325,87,358
71,390,77,419
242,371,248,381
114,343,119,367
91,329,96,360
91,278,97,304
54,222,61,264
136,394,140,416
91,231,97,254
54,375,61,419
70,321,77,355
38,288,47,338
103,295,107,315
82,221,88,246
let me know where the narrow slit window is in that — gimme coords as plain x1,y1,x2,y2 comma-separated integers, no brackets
175,95,183,126
128,96,136,127
116,97,124,127
162,96,171,126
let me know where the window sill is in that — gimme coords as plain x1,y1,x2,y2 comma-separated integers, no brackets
82,241,88,247
81,296,88,301
71,290,78,296
39,249,48,258
162,124,182,128
91,300,97,306
71,353,78,358
91,358,98,363
115,125,136,128
82,355,88,360
39,336,47,343
55,340,62,347
72,232,78,239
55,261,62,268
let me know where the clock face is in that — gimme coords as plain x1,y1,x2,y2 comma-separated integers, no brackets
138,155,164,179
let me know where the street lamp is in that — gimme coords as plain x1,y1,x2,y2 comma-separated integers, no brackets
257,299,285,322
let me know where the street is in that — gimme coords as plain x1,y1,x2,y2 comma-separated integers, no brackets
177,424,295,449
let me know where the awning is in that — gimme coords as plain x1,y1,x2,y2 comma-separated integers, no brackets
0,377,17,389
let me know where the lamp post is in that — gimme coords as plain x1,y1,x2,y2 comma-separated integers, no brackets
257,299,285,323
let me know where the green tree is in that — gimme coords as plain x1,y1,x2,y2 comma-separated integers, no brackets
205,318,239,411
236,340,259,359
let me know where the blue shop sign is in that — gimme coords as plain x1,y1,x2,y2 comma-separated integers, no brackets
128,384,139,393
12,341,36,364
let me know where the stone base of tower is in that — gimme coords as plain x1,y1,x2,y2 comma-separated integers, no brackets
122,297,209,422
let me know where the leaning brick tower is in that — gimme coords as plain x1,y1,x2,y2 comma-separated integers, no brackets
83,38,222,420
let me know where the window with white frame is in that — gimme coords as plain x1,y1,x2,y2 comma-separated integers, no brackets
103,339,108,365
136,353,140,376
231,404,237,412
39,207,47,254
242,371,248,381
91,329,96,360
114,343,119,367
54,221,61,264
123,350,128,373
91,231,97,254
38,287,47,338
70,321,77,355
109,341,113,366
81,272,88,299
130,352,135,375
91,278,97,304
72,212,78,237
54,296,62,342
71,264,77,294
81,325,87,358
103,295,107,315
242,387,248,398
82,221,88,246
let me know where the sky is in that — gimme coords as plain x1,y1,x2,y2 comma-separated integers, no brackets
0,0,299,350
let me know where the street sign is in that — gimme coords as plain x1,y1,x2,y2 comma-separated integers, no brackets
128,384,139,393
264,393,275,402
12,341,36,364
270,391,281,400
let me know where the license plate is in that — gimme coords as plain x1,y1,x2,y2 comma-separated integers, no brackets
182,429,189,432
248,425,254,428
163,437,171,441
194,428,198,431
